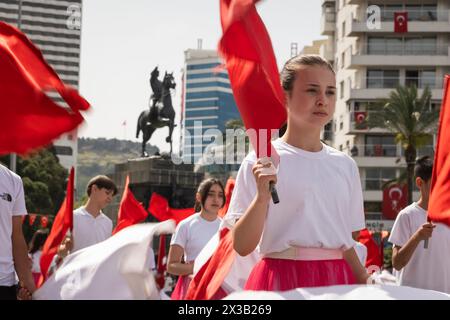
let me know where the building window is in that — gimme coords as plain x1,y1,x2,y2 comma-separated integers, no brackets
53,146,73,156
342,21,346,39
339,144,343,151
405,69,436,89
364,135,396,157
364,201,383,215
339,121,343,131
365,168,396,190
367,69,399,88
340,81,344,99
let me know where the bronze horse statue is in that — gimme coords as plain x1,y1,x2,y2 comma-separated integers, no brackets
136,70,176,157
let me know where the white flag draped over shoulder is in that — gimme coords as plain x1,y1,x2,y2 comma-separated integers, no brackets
33,220,175,300
224,285,450,300
193,227,260,295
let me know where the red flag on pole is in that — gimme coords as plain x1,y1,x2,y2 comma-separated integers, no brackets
185,228,235,300
394,12,408,33
186,0,286,300
112,175,149,235
155,234,166,289
382,184,408,220
148,192,195,225
428,76,450,226
358,229,382,268
218,0,286,158
0,22,90,155
39,167,74,286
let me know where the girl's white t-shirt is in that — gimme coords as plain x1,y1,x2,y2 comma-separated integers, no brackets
171,213,221,262
224,139,366,255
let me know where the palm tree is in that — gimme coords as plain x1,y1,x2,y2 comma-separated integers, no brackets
366,85,440,204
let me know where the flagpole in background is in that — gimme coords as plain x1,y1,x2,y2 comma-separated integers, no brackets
122,120,127,140
9,0,23,172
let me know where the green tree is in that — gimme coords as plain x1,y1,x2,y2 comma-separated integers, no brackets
367,85,439,204
1,147,68,215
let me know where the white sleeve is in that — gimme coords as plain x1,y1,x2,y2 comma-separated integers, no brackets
12,176,27,216
354,242,368,266
349,160,366,232
222,156,257,229
170,221,188,249
388,212,411,247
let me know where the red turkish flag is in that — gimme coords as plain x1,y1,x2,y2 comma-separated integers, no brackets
354,111,367,124
40,216,49,228
219,0,286,158
112,176,149,235
155,234,166,289
185,228,235,300
428,75,450,226
29,214,37,226
0,22,90,155
394,12,408,33
39,167,74,286
354,111,368,129
382,184,408,220
358,229,382,268
148,192,195,225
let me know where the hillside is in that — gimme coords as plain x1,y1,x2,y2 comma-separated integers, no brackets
76,137,159,198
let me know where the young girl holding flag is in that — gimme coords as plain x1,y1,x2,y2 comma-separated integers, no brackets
168,178,225,299
226,55,370,291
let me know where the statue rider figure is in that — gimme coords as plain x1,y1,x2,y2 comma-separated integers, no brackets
149,66,162,123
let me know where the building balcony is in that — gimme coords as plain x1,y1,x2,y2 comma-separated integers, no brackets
321,12,336,36
347,76,444,101
362,187,420,204
346,143,434,169
345,44,450,68
347,10,450,36
349,144,433,158
319,41,335,62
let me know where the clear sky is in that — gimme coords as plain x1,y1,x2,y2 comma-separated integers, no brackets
78,0,324,153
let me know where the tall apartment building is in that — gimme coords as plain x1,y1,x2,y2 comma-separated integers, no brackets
0,0,83,170
320,0,449,228
181,49,241,166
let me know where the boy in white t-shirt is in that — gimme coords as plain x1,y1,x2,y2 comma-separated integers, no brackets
389,156,450,293
0,164,35,300
57,175,118,259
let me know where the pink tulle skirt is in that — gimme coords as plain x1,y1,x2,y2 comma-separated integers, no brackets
244,258,356,291
171,275,192,300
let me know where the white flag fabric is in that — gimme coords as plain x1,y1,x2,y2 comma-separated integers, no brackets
193,230,220,276
224,284,450,300
33,220,175,300
193,227,260,295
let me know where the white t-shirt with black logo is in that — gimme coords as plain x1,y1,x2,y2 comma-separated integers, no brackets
0,165,27,286
389,202,450,293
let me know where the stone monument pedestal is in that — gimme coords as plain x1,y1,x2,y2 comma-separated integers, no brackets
104,156,204,224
